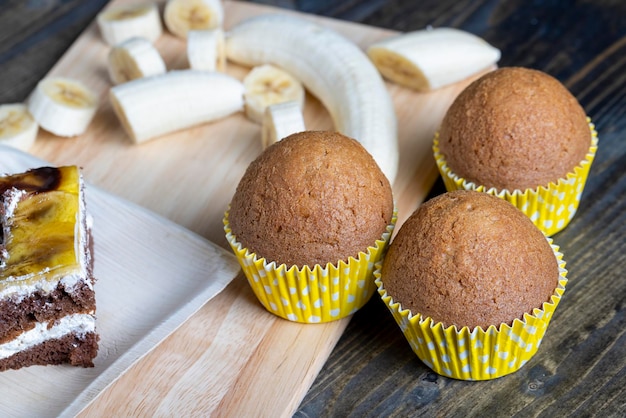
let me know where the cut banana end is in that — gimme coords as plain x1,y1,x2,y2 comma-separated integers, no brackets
108,37,167,85
28,77,98,137
109,70,244,144
97,2,163,46
367,27,501,91
243,64,305,124
261,101,305,149
164,0,224,39
0,104,38,151
187,28,226,72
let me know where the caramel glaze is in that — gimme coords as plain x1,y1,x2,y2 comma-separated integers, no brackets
0,167,62,196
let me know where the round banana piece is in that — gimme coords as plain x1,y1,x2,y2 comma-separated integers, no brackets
97,3,163,46
0,104,38,151
243,64,305,124
109,70,244,144
28,77,98,137
108,37,167,85
367,27,501,91
187,29,226,72
225,14,399,183
164,0,224,39
261,101,305,149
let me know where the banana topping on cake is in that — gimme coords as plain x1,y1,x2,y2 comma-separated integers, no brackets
0,167,84,289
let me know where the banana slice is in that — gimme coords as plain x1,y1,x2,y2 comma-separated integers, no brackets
164,0,224,39
109,70,244,144
226,14,399,183
261,101,305,149
0,104,38,151
28,77,98,137
367,27,501,91
97,3,163,46
243,64,305,124
108,37,167,85
187,29,226,72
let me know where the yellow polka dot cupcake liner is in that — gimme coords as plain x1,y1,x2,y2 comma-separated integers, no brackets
433,119,598,236
376,239,567,380
224,209,397,323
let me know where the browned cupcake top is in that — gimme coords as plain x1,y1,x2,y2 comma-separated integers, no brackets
228,130,394,268
438,67,591,191
381,190,559,330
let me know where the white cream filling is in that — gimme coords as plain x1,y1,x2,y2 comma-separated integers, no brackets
0,188,25,268
0,272,92,302
76,173,90,287
0,313,95,360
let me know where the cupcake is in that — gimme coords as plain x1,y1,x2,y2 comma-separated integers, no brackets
225,130,396,323
433,66,598,235
376,190,568,380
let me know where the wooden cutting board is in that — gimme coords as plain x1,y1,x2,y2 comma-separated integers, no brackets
25,0,488,416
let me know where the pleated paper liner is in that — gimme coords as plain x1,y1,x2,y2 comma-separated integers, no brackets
433,119,598,236
224,208,397,323
375,240,567,381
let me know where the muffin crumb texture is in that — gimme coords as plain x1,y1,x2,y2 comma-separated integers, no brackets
229,130,394,267
382,190,559,330
438,67,591,190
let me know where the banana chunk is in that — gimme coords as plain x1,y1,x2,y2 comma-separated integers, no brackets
164,0,224,39
109,70,244,144
367,27,501,91
28,77,98,137
243,64,305,124
187,29,226,72
107,37,167,85
0,104,38,151
226,14,399,183
97,2,163,46
261,101,305,149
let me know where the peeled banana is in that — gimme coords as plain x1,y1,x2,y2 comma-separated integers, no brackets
109,70,244,144
97,3,163,46
225,14,399,183
261,101,305,149
243,64,305,124
107,37,167,85
28,77,98,137
187,29,226,72
367,27,501,91
164,0,224,39
0,104,38,151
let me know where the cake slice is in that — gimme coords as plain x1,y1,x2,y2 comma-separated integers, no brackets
0,166,98,371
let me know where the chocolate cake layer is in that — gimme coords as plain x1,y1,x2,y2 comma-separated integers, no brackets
0,281,95,344
0,331,99,371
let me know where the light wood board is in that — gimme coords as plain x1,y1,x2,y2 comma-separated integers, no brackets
21,0,488,416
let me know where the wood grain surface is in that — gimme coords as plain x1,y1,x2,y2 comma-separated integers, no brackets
1,0,625,417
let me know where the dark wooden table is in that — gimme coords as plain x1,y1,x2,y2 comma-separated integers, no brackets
1,0,625,416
